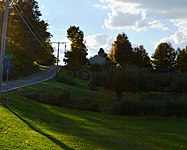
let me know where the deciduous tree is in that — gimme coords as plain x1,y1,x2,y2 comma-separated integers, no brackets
132,45,152,68
152,42,176,69
64,26,87,70
1,0,55,77
176,46,187,68
109,33,133,67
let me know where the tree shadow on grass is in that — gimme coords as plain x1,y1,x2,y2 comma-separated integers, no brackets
3,104,74,150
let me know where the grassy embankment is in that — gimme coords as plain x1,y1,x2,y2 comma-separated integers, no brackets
0,70,187,149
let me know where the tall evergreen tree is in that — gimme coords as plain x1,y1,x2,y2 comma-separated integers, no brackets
109,33,133,67
176,46,187,68
152,42,176,69
98,48,107,57
64,26,87,70
132,45,152,68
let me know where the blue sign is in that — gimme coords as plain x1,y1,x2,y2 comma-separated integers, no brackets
3,59,12,74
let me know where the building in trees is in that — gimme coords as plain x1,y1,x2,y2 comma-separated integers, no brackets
89,48,107,65
152,42,176,69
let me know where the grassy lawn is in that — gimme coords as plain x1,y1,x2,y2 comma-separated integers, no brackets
1,69,187,149
0,93,187,149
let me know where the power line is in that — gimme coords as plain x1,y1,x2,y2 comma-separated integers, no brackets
52,42,67,77
12,3,49,52
15,1,46,44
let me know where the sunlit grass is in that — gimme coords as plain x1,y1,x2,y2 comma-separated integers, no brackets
1,69,187,149
0,94,187,149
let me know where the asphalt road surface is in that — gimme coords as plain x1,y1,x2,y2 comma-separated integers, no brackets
0,66,61,93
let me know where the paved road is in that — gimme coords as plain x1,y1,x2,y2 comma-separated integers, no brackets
0,66,61,93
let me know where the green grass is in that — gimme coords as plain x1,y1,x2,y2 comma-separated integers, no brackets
1,69,187,149
22,69,105,102
1,94,187,149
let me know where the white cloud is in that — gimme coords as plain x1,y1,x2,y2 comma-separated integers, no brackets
158,19,187,49
98,0,187,48
94,4,109,9
148,20,168,31
85,34,113,57
102,1,147,31
99,0,187,28
105,10,147,31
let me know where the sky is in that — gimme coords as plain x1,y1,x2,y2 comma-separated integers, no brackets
37,0,187,63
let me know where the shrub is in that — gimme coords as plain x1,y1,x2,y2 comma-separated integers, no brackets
77,69,91,81
90,64,103,72
110,95,187,117
38,93,58,105
23,92,57,106
69,98,99,112
56,90,72,106
110,98,142,115
23,92,40,101
90,67,149,100
149,73,174,92
170,73,187,94
56,76,76,86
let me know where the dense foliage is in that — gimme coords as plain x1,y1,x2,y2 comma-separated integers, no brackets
132,45,152,68
109,33,133,66
176,46,187,68
108,33,151,68
64,26,88,70
90,67,187,97
152,43,176,68
0,0,55,78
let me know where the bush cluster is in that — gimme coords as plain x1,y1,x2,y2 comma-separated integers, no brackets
23,90,99,112
110,96,187,117
56,76,76,86
90,67,187,95
149,72,187,93
23,92,59,106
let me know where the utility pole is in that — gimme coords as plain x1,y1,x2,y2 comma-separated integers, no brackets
0,0,10,94
52,42,67,78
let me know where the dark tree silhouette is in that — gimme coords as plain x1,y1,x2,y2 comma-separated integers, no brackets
132,45,152,68
176,46,187,68
0,0,55,77
152,42,176,69
109,33,133,67
64,26,87,70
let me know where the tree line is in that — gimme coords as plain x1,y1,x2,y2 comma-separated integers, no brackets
64,26,187,70
0,0,55,78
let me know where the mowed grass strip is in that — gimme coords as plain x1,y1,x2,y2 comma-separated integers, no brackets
0,94,187,150
0,103,62,149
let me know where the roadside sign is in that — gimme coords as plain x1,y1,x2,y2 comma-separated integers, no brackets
3,59,12,74
3,54,13,59
3,54,13,74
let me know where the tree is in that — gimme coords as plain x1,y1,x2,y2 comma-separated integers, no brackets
109,33,133,66
132,45,152,68
92,67,148,100
152,42,176,69
98,48,107,57
176,46,187,68
1,0,55,78
64,26,87,70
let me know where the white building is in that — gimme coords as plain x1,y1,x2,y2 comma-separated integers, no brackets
89,55,106,65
